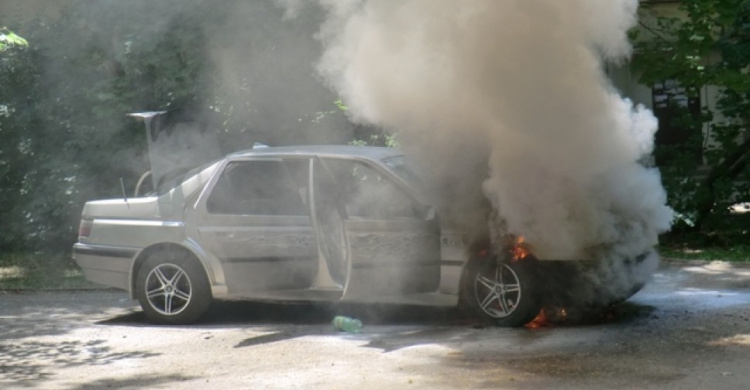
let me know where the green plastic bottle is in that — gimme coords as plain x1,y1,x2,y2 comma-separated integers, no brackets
332,315,363,333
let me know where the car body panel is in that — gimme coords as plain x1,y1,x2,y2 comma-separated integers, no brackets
73,145,471,309
73,243,138,291
342,218,441,298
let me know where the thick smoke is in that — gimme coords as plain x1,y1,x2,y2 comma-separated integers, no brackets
280,0,674,306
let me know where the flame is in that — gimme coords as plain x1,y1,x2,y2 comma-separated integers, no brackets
525,309,549,329
525,307,569,329
511,236,531,261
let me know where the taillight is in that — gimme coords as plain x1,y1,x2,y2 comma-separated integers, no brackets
78,218,93,238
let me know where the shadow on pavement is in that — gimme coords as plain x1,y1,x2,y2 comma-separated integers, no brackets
95,299,658,355
69,374,195,390
0,339,160,384
99,299,656,328
98,300,475,327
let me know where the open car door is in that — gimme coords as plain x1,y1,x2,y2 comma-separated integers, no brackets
313,157,441,299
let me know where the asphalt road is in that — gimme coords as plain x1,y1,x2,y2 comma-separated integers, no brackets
1,261,749,390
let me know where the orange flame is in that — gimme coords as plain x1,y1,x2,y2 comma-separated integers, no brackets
525,307,569,329
511,236,530,262
525,309,549,329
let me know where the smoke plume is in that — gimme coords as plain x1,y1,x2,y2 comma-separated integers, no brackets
280,0,674,307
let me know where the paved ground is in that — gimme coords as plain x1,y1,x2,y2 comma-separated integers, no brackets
1,261,749,389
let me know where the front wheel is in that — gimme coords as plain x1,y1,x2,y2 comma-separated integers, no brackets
135,250,212,325
463,258,540,327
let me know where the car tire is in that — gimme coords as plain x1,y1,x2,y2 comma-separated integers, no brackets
463,258,541,327
135,250,212,325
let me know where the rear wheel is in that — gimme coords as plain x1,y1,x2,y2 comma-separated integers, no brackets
135,250,212,325
463,258,540,327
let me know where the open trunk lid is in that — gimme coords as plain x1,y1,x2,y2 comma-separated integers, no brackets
129,109,223,195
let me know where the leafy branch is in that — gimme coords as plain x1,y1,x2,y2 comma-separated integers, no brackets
0,28,28,51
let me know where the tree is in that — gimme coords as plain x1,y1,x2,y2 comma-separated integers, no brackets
0,2,217,253
0,0,356,255
631,0,750,239
0,28,33,251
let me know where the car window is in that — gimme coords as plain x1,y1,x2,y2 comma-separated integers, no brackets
206,159,309,216
322,159,421,219
382,155,426,193
155,158,222,196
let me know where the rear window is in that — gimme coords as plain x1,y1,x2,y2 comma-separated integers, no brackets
156,159,222,195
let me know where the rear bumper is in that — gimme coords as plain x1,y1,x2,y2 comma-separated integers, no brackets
73,243,139,291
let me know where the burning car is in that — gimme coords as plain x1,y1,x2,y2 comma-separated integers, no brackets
74,142,546,326
72,112,651,326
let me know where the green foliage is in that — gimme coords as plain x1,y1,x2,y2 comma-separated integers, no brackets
0,1,366,256
338,99,400,148
0,0,220,253
334,99,349,111
0,27,28,51
632,0,750,237
659,243,750,262
350,132,400,148
0,34,38,251
0,252,95,290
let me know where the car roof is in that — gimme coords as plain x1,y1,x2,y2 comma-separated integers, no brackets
226,145,402,161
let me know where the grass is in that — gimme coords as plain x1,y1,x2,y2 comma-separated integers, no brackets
658,245,750,263
0,252,100,291
658,225,750,263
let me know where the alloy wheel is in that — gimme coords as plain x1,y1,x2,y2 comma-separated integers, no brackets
473,262,522,318
144,263,193,316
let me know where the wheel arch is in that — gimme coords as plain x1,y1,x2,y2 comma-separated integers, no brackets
459,240,542,292
459,241,542,327
129,242,224,299
457,238,496,302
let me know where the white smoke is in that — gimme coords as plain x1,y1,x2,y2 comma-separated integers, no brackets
280,0,674,306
